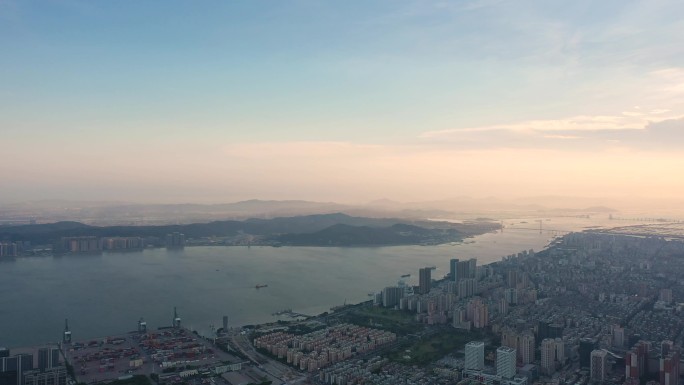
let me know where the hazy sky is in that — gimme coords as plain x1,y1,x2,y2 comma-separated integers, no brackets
1,1,683,205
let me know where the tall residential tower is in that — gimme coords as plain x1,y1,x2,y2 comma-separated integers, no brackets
465,341,485,370
418,267,431,295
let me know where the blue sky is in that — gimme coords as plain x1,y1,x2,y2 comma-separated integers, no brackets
1,1,683,204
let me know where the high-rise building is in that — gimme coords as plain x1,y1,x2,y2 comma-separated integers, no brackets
507,270,519,287
501,328,517,350
60,237,101,253
466,297,488,329
520,273,530,289
590,350,608,382
166,232,186,249
37,348,59,371
453,308,470,330
427,299,437,315
468,258,477,279
537,320,549,342
0,353,34,385
101,237,144,250
626,341,650,381
457,260,470,280
418,267,431,295
518,333,535,365
625,349,638,380
660,350,680,385
499,298,509,316
450,258,459,282
505,288,518,304
554,338,565,363
540,338,556,375
497,346,517,378
579,338,596,369
459,278,477,299
481,265,494,278
382,286,404,308
661,340,675,357
0,243,19,257
465,341,485,370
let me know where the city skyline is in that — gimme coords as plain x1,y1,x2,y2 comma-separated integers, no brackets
2,1,683,206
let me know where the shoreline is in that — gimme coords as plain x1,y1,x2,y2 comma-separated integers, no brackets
4,237,482,258
2,216,608,348
1,245,550,351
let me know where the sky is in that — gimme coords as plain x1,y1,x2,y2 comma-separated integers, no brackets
1,0,683,206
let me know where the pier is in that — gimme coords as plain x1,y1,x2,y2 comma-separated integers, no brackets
271,309,311,319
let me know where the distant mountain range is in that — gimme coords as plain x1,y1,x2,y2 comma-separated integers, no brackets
0,213,500,247
0,197,621,227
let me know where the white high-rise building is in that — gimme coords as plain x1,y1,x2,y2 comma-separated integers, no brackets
590,350,608,382
465,341,485,370
497,346,517,378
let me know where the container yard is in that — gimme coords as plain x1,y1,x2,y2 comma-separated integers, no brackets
64,328,243,384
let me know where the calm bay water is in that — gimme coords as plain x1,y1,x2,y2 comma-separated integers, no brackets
0,216,629,348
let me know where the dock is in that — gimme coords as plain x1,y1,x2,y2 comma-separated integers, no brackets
271,309,311,319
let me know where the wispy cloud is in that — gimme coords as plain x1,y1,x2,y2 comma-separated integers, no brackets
420,65,684,150
419,113,684,150
421,110,679,137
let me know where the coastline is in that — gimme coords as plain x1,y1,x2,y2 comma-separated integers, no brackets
1,216,635,348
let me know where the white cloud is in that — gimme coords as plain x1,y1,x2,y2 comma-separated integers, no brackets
421,65,684,147
420,111,678,139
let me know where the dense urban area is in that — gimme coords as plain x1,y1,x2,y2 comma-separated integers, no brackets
4,1,683,385
2,226,684,385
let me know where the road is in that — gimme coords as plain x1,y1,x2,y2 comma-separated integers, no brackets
229,330,308,385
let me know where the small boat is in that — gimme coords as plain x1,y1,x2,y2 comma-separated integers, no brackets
255,284,268,289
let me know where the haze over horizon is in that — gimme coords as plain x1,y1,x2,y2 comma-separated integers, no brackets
2,1,683,207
